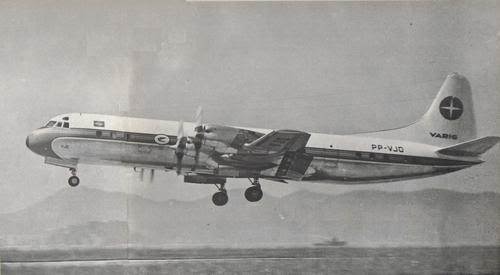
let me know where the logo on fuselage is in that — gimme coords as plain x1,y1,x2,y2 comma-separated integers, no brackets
430,132,458,140
439,96,463,120
154,134,170,145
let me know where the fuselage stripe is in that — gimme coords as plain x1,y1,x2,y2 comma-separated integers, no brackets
306,147,477,167
41,127,480,167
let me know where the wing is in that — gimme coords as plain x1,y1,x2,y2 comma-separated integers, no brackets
242,130,311,155
211,130,313,179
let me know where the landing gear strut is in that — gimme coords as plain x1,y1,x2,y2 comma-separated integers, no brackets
68,168,80,187
212,183,228,206
245,177,263,202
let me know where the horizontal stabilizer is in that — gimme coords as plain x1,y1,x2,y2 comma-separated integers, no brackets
437,136,500,157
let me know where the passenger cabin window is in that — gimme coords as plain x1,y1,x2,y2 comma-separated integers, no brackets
102,131,112,138
94,121,105,127
360,152,370,159
375,154,385,161
112,131,126,140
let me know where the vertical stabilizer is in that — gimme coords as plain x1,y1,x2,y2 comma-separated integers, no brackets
361,73,476,147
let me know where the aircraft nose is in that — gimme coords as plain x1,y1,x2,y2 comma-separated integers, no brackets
26,133,36,152
25,129,59,158
25,130,52,157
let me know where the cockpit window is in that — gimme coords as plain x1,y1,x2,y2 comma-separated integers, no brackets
45,121,56,127
43,119,70,128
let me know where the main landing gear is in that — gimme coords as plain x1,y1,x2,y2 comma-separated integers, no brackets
210,178,263,206
212,183,228,206
68,168,80,187
245,178,263,202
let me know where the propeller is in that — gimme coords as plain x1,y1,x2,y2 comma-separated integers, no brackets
192,106,204,170
175,120,187,175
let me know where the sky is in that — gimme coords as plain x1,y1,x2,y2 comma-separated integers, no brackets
0,0,498,213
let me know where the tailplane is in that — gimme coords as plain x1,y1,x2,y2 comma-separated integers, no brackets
362,73,477,147
437,136,500,157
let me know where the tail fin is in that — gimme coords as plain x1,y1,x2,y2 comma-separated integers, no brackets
363,73,477,147
437,136,500,157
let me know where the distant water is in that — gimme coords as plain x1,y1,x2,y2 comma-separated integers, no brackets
1,246,499,274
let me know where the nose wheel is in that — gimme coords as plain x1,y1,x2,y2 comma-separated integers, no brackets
68,168,80,187
212,183,228,206
245,178,263,202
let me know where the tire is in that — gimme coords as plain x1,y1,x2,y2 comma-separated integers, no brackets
212,191,228,206
68,176,80,187
245,186,263,202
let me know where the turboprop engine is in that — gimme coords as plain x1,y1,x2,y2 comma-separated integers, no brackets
176,107,265,172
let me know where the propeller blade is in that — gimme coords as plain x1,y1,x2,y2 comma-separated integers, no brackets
177,120,185,139
195,106,203,131
175,120,187,175
176,156,183,175
192,107,204,171
192,152,200,171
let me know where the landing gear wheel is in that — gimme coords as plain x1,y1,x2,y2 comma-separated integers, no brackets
212,191,228,206
68,176,80,187
245,177,263,202
245,186,263,202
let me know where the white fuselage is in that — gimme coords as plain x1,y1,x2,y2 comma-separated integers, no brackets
27,113,481,184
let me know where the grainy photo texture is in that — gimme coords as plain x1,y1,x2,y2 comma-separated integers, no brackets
0,0,499,274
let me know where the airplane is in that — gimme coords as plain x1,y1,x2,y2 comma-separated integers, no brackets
26,73,499,206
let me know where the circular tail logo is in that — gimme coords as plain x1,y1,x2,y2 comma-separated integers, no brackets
439,96,463,120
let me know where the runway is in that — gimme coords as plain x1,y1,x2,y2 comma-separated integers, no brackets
1,246,499,274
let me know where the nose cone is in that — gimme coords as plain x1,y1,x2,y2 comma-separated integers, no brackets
25,129,57,157
26,133,38,154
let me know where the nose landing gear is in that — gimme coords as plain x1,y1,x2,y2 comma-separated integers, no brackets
212,183,228,206
245,178,263,202
68,168,80,187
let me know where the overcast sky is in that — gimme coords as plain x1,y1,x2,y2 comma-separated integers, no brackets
0,0,498,213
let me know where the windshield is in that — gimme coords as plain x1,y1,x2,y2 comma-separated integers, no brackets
44,121,56,128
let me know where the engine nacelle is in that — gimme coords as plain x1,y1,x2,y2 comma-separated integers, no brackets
184,175,227,184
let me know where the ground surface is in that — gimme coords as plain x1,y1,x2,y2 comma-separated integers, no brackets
1,246,498,274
